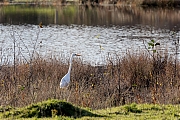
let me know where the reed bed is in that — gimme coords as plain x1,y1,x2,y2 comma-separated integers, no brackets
0,49,180,109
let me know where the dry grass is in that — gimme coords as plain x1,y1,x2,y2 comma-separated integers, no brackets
1,50,180,109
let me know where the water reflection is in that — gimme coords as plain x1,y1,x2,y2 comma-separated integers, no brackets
0,5,179,30
0,5,55,25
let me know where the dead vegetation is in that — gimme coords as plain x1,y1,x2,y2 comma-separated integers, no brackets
0,49,180,109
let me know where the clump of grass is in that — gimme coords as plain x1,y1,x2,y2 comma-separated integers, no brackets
140,104,164,111
2,99,100,118
124,103,142,113
0,106,13,113
150,105,162,111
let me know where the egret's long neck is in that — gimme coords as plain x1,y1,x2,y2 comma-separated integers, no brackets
68,55,73,73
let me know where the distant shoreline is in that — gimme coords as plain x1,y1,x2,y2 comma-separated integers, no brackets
0,0,180,8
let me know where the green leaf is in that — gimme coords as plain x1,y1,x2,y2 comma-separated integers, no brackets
148,42,154,47
153,50,156,53
151,39,155,43
20,86,25,91
132,84,137,87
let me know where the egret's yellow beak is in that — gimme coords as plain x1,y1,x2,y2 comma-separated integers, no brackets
76,54,81,56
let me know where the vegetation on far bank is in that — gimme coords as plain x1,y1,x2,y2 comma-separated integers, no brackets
1,0,180,8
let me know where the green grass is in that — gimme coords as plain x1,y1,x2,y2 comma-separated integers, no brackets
0,99,101,119
1,100,180,120
89,103,180,120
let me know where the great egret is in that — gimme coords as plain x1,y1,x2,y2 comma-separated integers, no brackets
60,53,81,88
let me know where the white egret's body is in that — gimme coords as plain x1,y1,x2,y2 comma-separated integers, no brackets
60,53,80,88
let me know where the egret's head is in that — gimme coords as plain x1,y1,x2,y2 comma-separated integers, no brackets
75,54,81,56
72,53,81,57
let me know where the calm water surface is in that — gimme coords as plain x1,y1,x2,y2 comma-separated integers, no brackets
0,5,180,65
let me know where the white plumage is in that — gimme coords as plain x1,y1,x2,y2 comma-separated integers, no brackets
60,53,81,88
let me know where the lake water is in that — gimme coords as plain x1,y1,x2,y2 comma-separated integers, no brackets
0,5,180,65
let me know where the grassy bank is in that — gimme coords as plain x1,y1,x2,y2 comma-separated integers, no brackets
1,99,180,119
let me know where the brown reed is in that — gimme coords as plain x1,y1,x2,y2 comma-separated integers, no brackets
0,51,180,109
